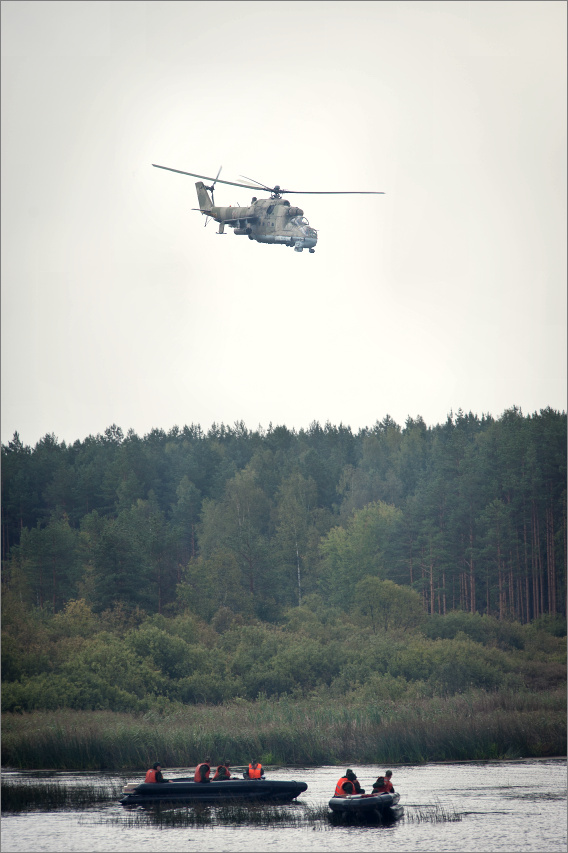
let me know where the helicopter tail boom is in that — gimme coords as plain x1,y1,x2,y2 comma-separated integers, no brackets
195,182,213,212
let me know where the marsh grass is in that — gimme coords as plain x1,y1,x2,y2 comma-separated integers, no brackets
109,802,336,829
405,802,463,822
1,780,123,812
110,801,461,829
2,688,565,770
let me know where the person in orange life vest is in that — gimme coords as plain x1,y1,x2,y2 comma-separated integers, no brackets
346,768,365,794
145,762,170,783
372,775,390,794
194,758,211,783
334,774,356,797
244,760,264,779
384,770,395,792
213,760,232,780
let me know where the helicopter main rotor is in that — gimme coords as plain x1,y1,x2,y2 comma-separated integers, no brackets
152,164,384,198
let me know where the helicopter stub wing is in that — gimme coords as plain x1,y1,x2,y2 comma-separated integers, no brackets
190,208,259,221
222,213,258,223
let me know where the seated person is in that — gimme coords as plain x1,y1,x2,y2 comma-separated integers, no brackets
346,768,365,794
244,760,264,779
334,773,356,797
213,761,232,780
372,775,390,794
194,758,211,783
145,762,170,783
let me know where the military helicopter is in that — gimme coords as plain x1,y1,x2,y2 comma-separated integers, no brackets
152,164,384,253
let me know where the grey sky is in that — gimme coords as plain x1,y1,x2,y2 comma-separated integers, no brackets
2,1,566,447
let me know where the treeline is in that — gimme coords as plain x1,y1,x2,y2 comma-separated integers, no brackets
1,591,566,714
2,407,566,624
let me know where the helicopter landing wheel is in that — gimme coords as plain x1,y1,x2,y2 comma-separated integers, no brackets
309,248,315,253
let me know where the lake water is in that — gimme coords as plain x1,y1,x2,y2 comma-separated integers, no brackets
2,759,566,852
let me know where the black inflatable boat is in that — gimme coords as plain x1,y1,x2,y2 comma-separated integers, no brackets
328,791,404,822
121,777,308,808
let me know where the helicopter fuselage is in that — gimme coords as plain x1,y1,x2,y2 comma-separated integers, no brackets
197,183,317,252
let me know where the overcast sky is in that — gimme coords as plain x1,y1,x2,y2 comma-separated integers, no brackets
2,0,566,448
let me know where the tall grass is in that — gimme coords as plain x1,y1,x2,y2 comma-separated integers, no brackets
109,802,461,829
405,802,463,822
1,780,123,812
2,688,565,770
116,802,332,828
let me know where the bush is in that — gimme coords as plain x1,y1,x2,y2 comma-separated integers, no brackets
390,637,513,693
124,626,205,679
1,673,143,713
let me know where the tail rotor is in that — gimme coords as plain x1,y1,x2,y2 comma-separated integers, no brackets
202,166,221,227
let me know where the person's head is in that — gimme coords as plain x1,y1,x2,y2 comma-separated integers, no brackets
346,769,356,781
385,770,392,779
204,757,211,765
251,759,258,767
153,762,161,770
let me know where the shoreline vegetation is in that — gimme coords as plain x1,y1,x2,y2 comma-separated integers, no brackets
2,688,566,771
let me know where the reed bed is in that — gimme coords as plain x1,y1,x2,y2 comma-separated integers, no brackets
1,779,123,812
110,802,332,829
107,801,461,829
405,802,463,822
2,689,565,770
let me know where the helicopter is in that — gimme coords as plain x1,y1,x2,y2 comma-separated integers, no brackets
152,164,384,253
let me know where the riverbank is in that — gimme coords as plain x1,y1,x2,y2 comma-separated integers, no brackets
2,688,565,770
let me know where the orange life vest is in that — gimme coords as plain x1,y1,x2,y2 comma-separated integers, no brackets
384,778,394,792
194,762,210,782
213,765,231,780
145,769,158,783
248,763,263,779
373,782,390,794
334,777,355,797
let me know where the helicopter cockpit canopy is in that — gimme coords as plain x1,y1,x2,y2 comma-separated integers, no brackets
290,215,317,238
287,206,304,218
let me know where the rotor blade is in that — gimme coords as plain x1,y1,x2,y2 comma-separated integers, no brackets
239,174,273,192
240,175,384,194
153,165,384,195
152,164,264,192
239,174,385,195
278,189,385,195
210,166,222,205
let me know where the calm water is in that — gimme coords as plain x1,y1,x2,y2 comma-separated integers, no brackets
2,760,566,852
